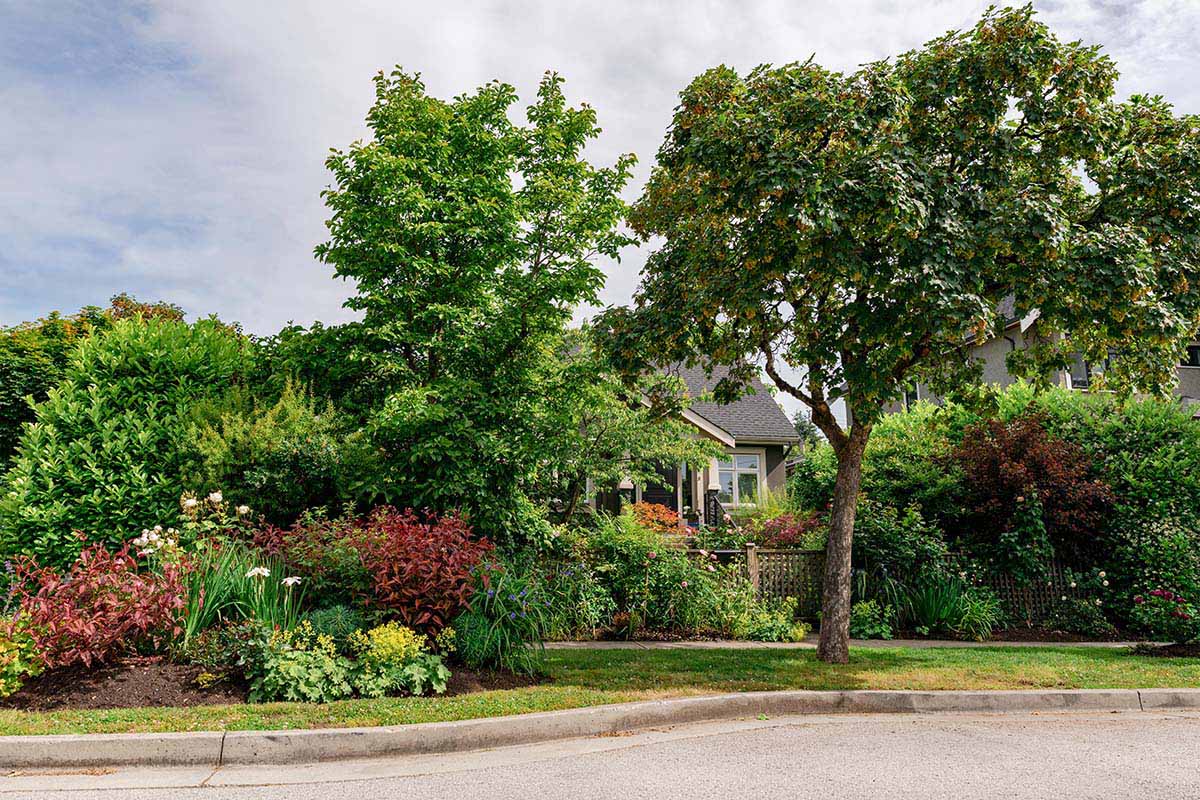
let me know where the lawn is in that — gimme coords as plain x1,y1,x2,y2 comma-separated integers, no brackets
3,646,1198,736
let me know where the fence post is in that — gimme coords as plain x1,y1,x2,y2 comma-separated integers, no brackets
745,543,760,596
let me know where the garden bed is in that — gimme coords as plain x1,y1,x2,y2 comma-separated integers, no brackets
1,657,541,712
986,627,1129,644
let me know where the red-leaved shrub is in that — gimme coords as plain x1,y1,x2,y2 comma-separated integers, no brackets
253,513,369,605
8,542,185,668
755,512,825,548
356,508,493,631
950,413,1113,563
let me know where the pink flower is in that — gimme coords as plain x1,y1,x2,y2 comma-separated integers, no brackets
647,551,657,559
681,581,689,588
1134,595,1145,604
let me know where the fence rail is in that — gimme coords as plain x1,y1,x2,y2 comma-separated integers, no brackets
688,546,825,619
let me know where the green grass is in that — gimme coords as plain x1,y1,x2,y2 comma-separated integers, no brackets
3,646,1198,736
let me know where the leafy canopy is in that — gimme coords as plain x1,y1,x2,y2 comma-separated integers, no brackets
602,5,1200,440
315,69,635,543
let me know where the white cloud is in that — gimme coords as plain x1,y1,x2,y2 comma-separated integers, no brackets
3,0,1198,421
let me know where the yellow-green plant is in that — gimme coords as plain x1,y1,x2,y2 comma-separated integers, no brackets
0,624,42,697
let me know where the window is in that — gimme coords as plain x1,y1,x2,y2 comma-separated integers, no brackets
716,453,761,507
1182,345,1200,368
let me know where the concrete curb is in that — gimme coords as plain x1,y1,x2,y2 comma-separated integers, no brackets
3,689,1199,769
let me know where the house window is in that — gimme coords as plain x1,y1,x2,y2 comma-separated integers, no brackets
717,453,761,507
1182,345,1200,368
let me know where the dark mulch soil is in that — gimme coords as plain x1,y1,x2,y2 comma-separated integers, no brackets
989,626,1128,643
1,657,248,711
443,667,542,696
1,658,541,711
1130,642,1200,658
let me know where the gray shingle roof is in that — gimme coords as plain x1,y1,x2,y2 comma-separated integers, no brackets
665,363,800,444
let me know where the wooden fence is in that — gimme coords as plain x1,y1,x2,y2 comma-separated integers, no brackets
689,547,1079,623
689,545,825,619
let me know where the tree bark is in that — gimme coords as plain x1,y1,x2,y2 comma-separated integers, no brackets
816,422,871,664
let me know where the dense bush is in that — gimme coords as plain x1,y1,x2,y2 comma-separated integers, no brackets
253,511,371,608
629,502,681,537
0,625,41,697
538,559,616,640
348,622,451,697
1130,589,1200,644
1046,598,1119,639
6,542,185,668
184,382,374,525
851,500,948,585
0,318,251,567
903,575,1002,641
951,414,1112,569
356,508,493,631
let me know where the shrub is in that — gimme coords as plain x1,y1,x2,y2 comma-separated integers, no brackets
630,502,680,536
1102,514,1200,623
253,511,371,608
304,605,366,646
903,574,1001,641
1046,598,1119,639
751,512,826,549
349,622,450,696
849,600,895,640
357,508,493,631
583,513,720,635
1130,589,1200,644
0,319,251,568
734,596,810,642
454,561,548,675
0,624,42,697
852,500,949,584
7,542,185,668
951,413,1113,568
247,621,355,703
184,382,372,526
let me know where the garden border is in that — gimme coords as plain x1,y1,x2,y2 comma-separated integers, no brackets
3,688,1199,769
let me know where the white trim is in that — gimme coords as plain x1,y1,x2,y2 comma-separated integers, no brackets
677,406,737,447
714,447,768,508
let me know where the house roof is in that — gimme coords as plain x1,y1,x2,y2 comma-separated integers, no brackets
666,363,801,445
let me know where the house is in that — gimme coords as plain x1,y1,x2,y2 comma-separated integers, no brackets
595,364,801,525
887,296,1200,416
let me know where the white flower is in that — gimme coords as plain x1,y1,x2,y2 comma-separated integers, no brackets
183,498,199,509
1102,580,1109,587
1061,595,1067,601
153,525,162,533
281,576,302,587
138,549,154,557
1098,571,1106,579
208,491,224,504
1070,582,1077,588
246,566,271,579
236,505,250,516
1095,599,1103,606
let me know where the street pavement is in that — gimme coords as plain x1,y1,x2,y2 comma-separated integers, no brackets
4,710,1199,799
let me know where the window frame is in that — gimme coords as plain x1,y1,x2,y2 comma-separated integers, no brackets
715,448,767,508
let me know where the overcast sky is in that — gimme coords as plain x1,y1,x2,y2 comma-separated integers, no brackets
3,0,1199,416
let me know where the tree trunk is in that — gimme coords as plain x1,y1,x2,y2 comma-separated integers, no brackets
816,424,870,664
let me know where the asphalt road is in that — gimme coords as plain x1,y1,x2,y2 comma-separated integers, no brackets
5,711,1200,799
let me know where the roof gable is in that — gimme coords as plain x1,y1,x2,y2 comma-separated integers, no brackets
665,363,800,444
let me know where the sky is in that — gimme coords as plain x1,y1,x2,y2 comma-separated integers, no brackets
3,0,1199,418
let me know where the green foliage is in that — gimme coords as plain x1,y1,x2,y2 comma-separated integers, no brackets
248,622,355,704
184,382,371,525
538,558,617,640
454,562,549,675
0,624,42,697
304,605,367,646
904,576,1002,641
315,69,634,547
1130,589,1200,644
0,319,251,568
851,500,948,585
1047,598,1119,639
349,622,450,697
733,596,810,643
849,600,895,640
172,541,306,643
0,294,184,467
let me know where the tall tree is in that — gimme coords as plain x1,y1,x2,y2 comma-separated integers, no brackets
317,70,634,544
599,7,1200,661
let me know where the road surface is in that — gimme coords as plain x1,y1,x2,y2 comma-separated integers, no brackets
4,710,1199,799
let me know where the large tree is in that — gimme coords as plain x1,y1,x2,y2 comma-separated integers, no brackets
599,7,1200,661
316,70,635,544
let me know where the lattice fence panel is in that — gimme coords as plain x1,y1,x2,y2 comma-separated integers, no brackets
977,560,1082,623
757,549,825,619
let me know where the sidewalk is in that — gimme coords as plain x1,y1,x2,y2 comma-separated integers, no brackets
544,637,1139,650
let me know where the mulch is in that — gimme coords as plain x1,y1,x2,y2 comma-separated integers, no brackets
1,657,542,711
988,626,1127,643
1130,642,1200,658
1,656,248,711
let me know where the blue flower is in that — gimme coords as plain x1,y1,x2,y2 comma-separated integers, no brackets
508,594,517,601
508,612,517,620
487,589,495,597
